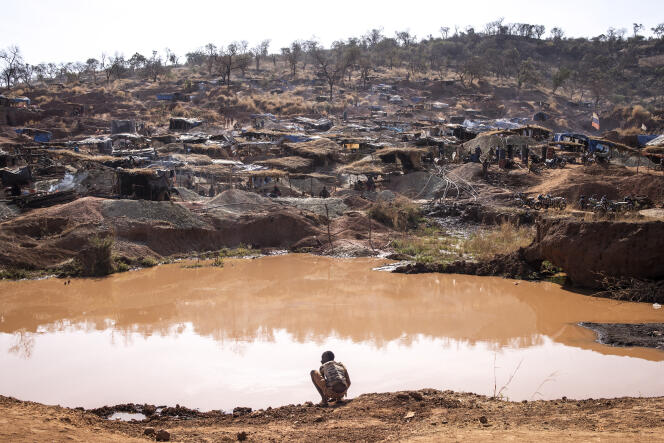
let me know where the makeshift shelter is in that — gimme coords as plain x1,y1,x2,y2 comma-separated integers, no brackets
116,168,172,201
14,128,52,142
169,117,202,131
111,120,137,134
77,136,113,154
293,117,333,131
255,156,313,172
374,147,427,171
283,138,341,167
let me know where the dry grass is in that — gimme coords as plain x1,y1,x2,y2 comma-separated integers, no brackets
462,222,535,261
368,199,421,231
392,231,462,264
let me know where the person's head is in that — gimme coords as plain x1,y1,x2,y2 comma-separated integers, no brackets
321,351,335,364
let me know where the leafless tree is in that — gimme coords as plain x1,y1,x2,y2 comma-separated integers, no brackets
311,45,349,99
204,43,217,75
0,45,23,90
439,26,450,39
86,58,99,82
252,39,270,71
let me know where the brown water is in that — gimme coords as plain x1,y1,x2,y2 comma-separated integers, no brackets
1,254,663,411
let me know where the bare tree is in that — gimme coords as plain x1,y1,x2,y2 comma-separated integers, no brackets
311,45,349,99
439,26,450,39
282,41,302,76
145,51,163,82
252,39,271,71
218,42,239,85
0,45,23,90
204,43,217,75
632,23,643,38
550,27,565,40
86,58,99,82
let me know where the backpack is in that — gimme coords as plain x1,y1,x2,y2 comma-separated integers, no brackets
322,361,348,393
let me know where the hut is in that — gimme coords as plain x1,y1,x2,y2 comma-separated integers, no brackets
169,117,202,131
283,138,341,167
255,156,313,172
116,168,172,201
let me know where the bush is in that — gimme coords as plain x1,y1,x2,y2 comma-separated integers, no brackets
77,235,115,276
368,200,421,231
462,222,534,261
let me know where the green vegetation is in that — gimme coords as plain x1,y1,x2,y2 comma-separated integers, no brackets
137,256,158,268
77,235,115,277
0,268,32,280
462,223,535,261
392,233,462,264
391,222,535,265
215,244,260,258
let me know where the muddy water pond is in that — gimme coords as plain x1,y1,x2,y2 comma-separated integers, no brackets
1,254,663,411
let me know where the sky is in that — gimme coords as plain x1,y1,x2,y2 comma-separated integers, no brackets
2,0,663,65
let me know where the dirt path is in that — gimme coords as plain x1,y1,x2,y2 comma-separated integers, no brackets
3,390,664,442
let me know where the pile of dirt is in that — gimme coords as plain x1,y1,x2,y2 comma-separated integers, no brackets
579,322,664,349
172,186,208,202
275,197,348,217
0,196,322,271
386,171,448,200
535,167,664,206
449,163,484,182
207,189,275,212
3,391,664,442
524,218,664,288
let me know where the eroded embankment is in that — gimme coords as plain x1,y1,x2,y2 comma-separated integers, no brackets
396,217,664,300
2,391,664,442
0,194,323,271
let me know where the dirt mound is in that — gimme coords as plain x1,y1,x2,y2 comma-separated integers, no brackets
341,194,372,209
524,218,664,288
541,168,664,205
4,390,663,442
582,163,635,177
208,189,275,212
386,171,447,199
0,197,321,271
275,197,348,217
449,163,484,182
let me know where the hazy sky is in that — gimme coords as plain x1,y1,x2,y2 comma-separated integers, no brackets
2,0,663,65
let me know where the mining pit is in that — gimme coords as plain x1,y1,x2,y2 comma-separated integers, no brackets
1,254,662,414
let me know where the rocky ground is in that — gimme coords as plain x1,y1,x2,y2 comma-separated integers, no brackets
580,323,664,349
2,391,664,442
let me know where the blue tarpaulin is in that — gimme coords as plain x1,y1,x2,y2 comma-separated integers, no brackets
637,134,659,147
282,134,312,143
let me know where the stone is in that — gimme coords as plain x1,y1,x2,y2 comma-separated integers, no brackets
479,416,488,425
144,428,155,436
236,431,247,441
155,429,170,441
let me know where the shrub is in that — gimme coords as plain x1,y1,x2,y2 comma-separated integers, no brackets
462,222,534,261
368,200,421,231
77,235,115,276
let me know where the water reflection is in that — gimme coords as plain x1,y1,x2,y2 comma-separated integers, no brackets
1,255,661,359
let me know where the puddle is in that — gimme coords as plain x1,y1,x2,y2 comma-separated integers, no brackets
0,254,662,411
108,412,146,421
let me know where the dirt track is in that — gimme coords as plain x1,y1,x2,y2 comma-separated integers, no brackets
3,391,664,442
